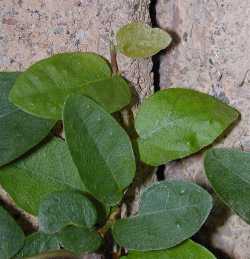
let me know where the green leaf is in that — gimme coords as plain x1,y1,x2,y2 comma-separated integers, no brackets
38,190,97,234
135,88,239,166
113,180,212,251
0,138,85,215
0,207,25,259
63,95,136,206
116,22,172,58
205,148,250,223
16,232,60,258
80,75,131,113
121,240,216,259
9,53,131,120
57,226,102,255
0,72,55,167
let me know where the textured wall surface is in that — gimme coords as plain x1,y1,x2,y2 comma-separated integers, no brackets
156,1,250,258
2,0,250,258
0,0,153,99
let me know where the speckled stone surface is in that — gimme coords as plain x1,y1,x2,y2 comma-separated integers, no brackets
157,1,250,258
0,0,153,99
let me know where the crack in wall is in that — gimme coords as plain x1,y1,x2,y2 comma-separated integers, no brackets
149,0,166,181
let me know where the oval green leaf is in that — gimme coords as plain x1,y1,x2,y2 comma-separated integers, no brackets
16,232,60,258
116,22,172,58
0,138,85,215
9,53,131,119
135,88,239,166
205,148,250,223
0,206,25,258
113,181,212,251
0,72,55,167
38,190,97,234
122,240,216,259
57,226,102,255
63,95,136,206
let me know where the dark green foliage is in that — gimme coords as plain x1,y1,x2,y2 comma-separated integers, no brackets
0,72,55,167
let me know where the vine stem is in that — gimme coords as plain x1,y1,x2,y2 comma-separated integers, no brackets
110,40,119,75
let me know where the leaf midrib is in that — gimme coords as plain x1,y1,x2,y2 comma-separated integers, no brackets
138,203,206,218
77,110,123,193
210,154,250,186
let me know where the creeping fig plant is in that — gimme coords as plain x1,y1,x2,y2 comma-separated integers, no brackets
0,22,241,259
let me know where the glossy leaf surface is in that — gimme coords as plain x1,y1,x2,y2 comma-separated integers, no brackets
0,207,24,259
38,191,97,234
0,72,54,167
135,88,239,166
205,148,250,223
64,95,135,206
16,232,60,258
0,138,85,215
113,181,212,251
9,53,131,119
122,240,216,259
58,226,102,255
116,22,172,58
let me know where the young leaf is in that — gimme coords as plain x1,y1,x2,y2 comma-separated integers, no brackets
38,191,97,234
205,148,250,223
116,22,172,58
135,88,239,166
16,232,60,258
121,240,216,259
0,138,85,215
9,53,131,119
0,72,55,167
0,207,25,258
63,95,136,206
57,226,102,255
113,181,212,251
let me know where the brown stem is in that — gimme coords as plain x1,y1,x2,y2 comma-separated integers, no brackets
110,41,119,75
98,207,121,237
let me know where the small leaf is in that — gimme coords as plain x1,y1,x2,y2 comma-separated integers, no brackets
205,148,250,223
116,22,172,58
0,72,55,167
135,88,239,166
38,191,97,234
0,138,85,215
58,226,102,255
0,207,25,258
113,181,212,251
16,232,60,258
63,95,136,206
9,53,131,119
121,240,216,259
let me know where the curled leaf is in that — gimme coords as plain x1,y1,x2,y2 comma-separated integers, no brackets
116,22,172,58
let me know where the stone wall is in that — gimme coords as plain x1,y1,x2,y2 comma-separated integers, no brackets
1,0,250,258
